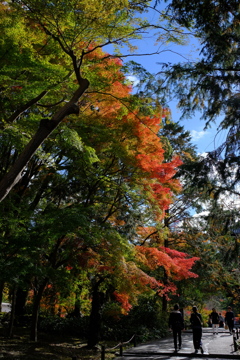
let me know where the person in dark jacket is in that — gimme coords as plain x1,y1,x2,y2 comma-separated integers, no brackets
225,306,235,334
169,304,184,352
219,313,224,327
209,308,219,335
190,306,204,354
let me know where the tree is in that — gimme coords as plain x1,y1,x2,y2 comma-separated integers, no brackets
0,40,187,344
161,0,240,198
150,1,240,310
2,0,211,345
0,0,184,201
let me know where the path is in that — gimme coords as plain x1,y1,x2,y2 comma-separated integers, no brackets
114,328,240,360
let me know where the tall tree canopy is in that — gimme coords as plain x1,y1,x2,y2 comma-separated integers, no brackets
0,0,183,201
0,6,197,341
3,0,235,347
162,0,240,198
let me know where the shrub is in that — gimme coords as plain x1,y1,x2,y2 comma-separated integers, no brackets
100,296,168,342
39,316,89,338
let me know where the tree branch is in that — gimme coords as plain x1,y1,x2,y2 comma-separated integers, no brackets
0,79,89,202
6,90,48,124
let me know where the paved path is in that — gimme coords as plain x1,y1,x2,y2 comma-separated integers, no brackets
114,328,240,359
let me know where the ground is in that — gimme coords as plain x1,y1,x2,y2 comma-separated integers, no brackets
0,328,116,360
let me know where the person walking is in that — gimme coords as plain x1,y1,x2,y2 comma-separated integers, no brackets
208,314,212,327
219,313,224,328
225,306,235,334
169,304,184,353
210,308,219,335
190,306,204,354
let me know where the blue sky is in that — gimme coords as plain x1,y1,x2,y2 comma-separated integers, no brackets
120,4,227,154
125,49,225,154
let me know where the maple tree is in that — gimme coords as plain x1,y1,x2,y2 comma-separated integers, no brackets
0,0,184,201
1,0,222,348
135,233,199,293
125,41,240,311
64,51,188,347
0,39,189,344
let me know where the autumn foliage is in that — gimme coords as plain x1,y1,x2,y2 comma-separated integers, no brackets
135,245,199,296
134,114,182,217
80,47,183,221
0,3,200,345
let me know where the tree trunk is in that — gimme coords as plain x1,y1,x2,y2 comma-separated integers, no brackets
30,279,48,342
162,292,168,312
0,281,4,312
162,232,169,312
72,299,81,318
87,281,104,348
15,288,28,317
0,80,89,202
72,288,81,318
8,285,17,339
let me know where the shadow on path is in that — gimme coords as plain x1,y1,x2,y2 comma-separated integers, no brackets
115,328,240,360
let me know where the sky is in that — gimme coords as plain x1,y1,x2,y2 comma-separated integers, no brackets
119,3,227,155
116,2,240,217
